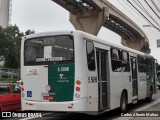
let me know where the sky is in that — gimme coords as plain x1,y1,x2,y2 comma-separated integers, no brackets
11,0,160,63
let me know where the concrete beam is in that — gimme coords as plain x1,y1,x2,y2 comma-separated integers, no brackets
89,1,145,38
92,0,150,53
121,38,150,53
70,7,109,35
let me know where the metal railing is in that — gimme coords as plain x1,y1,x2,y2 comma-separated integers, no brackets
0,68,20,79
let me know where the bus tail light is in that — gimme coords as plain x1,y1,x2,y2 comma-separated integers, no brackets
76,80,81,85
21,87,24,92
75,80,81,98
76,87,80,91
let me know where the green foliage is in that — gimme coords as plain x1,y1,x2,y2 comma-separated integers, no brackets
25,29,35,35
0,27,5,56
0,25,35,69
0,78,18,81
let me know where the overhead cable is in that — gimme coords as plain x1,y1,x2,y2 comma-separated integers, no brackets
119,0,160,36
126,0,160,32
144,0,160,25
136,0,160,27
151,0,160,13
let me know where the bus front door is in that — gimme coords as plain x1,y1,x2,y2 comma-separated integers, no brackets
131,57,138,99
96,49,108,111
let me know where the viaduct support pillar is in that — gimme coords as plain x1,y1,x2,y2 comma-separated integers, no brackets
70,8,109,35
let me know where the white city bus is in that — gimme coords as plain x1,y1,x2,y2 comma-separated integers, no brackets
21,30,157,114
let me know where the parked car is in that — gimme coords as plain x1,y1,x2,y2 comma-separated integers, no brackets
0,82,21,111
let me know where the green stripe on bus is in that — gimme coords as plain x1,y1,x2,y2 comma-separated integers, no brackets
48,64,75,102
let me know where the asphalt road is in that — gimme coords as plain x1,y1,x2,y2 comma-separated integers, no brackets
2,89,160,120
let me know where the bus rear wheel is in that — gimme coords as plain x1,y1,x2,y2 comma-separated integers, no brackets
120,92,127,112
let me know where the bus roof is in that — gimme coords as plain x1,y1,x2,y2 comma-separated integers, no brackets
22,30,153,58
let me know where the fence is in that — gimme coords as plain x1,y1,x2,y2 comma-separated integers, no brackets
0,68,20,79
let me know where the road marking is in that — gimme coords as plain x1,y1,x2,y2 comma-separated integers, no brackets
19,117,36,120
41,112,52,116
115,98,160,120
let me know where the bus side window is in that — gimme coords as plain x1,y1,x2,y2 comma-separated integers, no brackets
86,41,96,71
121,51,130,72
111,48,122,72
145,58,151,72
138,56,144,72
138,56,151,73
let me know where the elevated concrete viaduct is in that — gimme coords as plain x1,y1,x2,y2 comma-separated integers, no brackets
52,0,150,53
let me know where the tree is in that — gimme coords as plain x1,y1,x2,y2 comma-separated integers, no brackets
25,29,35,35
0,26,5,56
0,25,35,69
3,25,24,69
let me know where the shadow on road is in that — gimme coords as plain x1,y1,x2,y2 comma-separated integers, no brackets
44,99,158,120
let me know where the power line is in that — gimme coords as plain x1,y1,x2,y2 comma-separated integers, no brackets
134,0,160,27
117,0,140,21
151,0,160,13
118,0,149,25
126,0,160,32
144,0,160,26
109,0,159,36
158,0,160,5
121,0,145,20
118,0,160,37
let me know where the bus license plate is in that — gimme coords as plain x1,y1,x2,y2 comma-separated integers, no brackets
43,96,54,100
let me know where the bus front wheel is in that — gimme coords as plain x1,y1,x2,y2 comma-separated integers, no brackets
120,92,127,112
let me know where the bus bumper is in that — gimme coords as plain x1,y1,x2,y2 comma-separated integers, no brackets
21,98,87,112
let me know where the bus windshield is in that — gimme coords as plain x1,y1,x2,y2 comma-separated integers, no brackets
24,35,74,66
